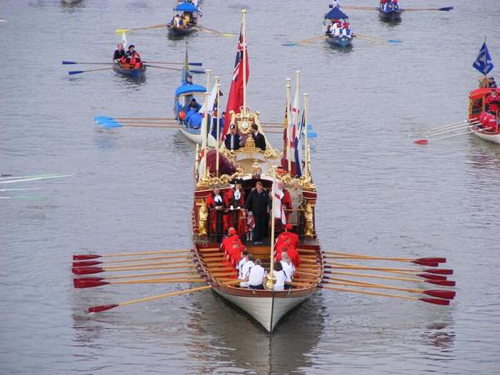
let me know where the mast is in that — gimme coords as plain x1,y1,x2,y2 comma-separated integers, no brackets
242,8,247,117
201,91,209,179
303,93,309,178
285,78,291,171
215,77,221,176
267,166,277,289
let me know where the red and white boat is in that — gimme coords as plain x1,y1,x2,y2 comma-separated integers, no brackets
468,87,500,145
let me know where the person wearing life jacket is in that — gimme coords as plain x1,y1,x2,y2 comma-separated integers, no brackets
125,45,142,69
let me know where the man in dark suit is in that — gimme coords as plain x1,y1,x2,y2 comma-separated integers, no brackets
244,181,270,244
251,124,266,151
224,124,241,151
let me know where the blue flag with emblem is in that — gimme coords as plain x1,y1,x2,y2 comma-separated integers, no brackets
473,42,494,75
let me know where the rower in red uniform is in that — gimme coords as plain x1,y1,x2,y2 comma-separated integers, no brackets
274,224,301,266
220,227,245,266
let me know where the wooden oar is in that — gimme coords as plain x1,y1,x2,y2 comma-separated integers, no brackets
424,120,468,133
282,34,326,47
72,264,197,275
322,278,455,300
403,7,453,11
68,67,114,75
88,285,213,313
63,60,202,66
74,270,199,281
85,259,193,270
342,5,378,11
115,24,166,34
144,64,205,74
73,249,190,260
101,122,180,129
414,130,474,144
353,34,401,44
322,270,455,286
318,285,450,305
322,252,445,266
323,261,453,274
73,254,194,267
74,277,205,289
62,61,113,65
196,26,235,37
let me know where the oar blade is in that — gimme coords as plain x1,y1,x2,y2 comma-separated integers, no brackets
74,279,109,289
188,62,203,66
72,266,104,275
282,42,298,47
419,297,450,306
94,116,114,123
412,259,439,267
423,268,453,275
74,277,105,282
426,280,456,287
88,304,119,313
62,61,77,65
73,254,101,260
73,260,101,267
100,120,124,129
68,70,84,75
414,139,429,144
417,273,447,281
439,6,453,11
189,69,205,75
418,257,446,264
424,290,456,300
115,28,130,34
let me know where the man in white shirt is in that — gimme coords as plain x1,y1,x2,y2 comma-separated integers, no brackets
240,258,266,290
237,251,250,279
239,254,254,282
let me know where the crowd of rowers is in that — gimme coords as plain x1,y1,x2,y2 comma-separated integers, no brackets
113,44,143,70
477,86,500,132
324,18,352,38
206,178,305,290
379,0,400,11
169,11,196,28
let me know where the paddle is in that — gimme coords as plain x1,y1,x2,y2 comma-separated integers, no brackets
94,116,177,123
63,60,202,66
115,24,166,34
322,252,446,265
144,64,205,74
318,262,453,275
74,270,199,281
282,34,326,47
88,285,213,313
403,7,453,11
73,249,191,260
74,277,205,289
73,254,193,267
0,174,71,184
72,265,197,275
353,33,402,44
301,270,455,286
97,120,179,129
322,278,456,299
318,285,450,305
76,259,193,270
68,67,114,75
196,26,235,37
423,120,469,134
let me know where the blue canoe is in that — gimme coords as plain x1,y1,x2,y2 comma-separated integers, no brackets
326,34,353,48
112,63,146,78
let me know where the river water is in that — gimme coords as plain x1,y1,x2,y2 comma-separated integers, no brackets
1,0,499,374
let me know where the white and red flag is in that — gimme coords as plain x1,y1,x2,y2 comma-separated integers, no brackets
222,27,249,141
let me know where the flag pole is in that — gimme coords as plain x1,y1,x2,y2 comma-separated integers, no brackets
303,93,309,178
290,70,300,174
285,78,291,172
267,166,277,290
242,9,247,117
215,77,221,177
201,92,209,179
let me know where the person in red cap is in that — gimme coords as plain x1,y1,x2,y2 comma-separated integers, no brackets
274,223,301,266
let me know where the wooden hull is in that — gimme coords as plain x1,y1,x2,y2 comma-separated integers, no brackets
379,9,402,22
112,64,146,78
469,122,500,144
212,288,311,332
327,35,353,48
167,24,197,37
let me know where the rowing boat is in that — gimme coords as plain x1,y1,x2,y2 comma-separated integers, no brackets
324,6,353,48
190,9,321,332
379,8,402,22
112,63,146,79
468,87,500,144
167,1,201,38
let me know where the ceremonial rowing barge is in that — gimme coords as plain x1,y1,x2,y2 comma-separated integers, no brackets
468,87,500,144
112,62,146,78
